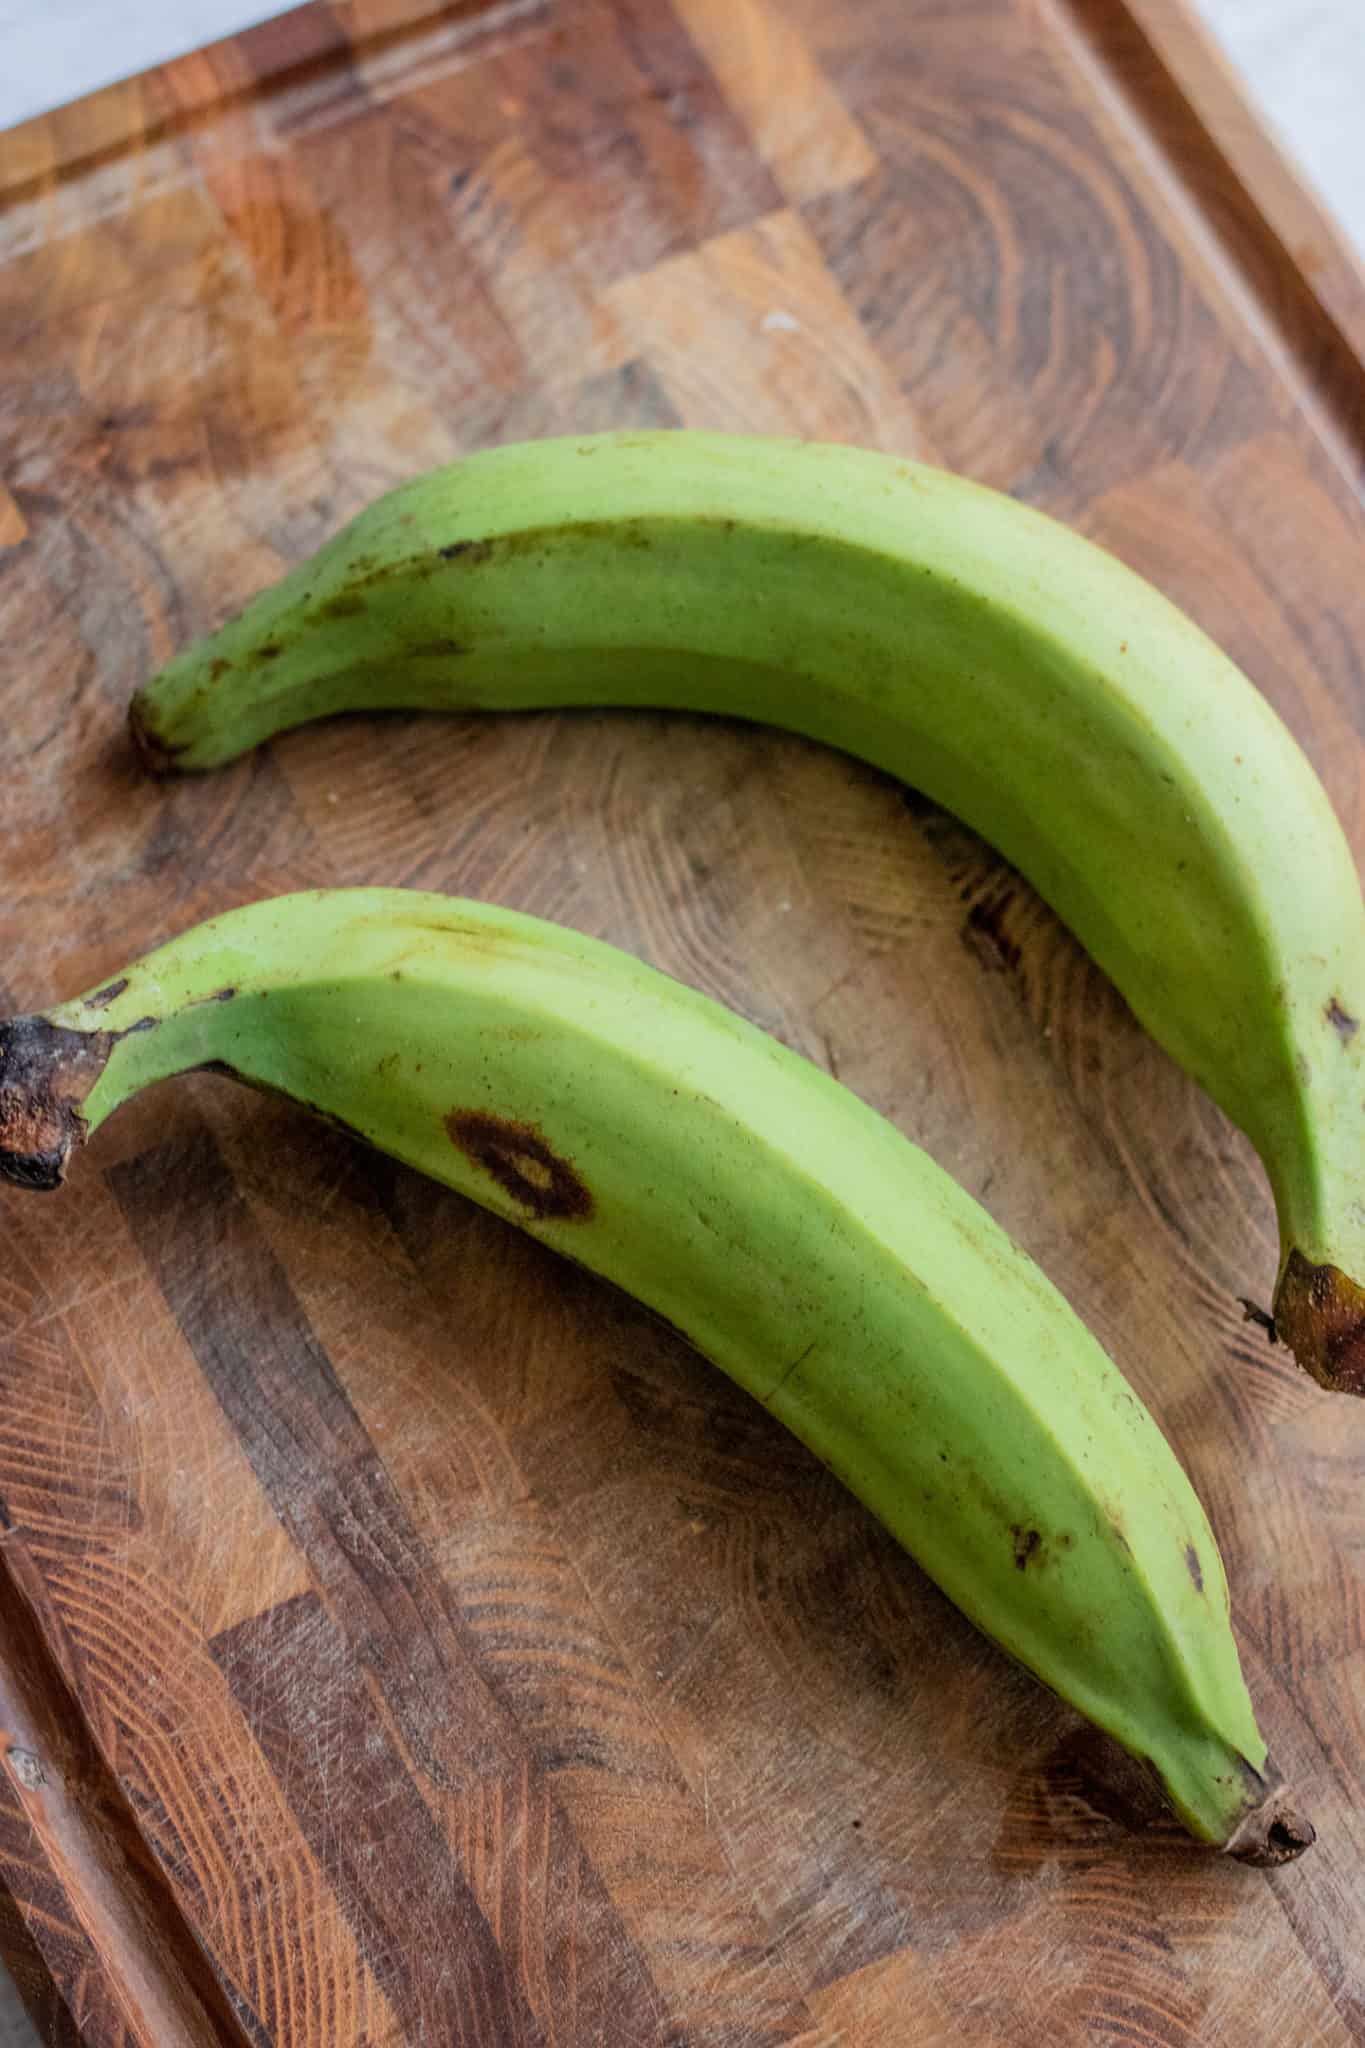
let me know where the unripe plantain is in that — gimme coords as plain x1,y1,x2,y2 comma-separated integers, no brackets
0,888,1312,1862
127,434,1365,1391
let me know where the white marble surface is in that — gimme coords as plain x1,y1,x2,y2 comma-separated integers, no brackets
0,1997,34,2047
0,1,1359,2041
0,0,282,130
1201,0,1365,255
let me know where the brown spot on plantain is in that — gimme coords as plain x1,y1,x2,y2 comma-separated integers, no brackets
1326,996,1358,1041
1185,1544,1204,1593
438,538,493,563
1273,1249,1365,1394
403,919,509,953
1012,1526,1042,1570
86,979,129,1011
447,1110,592,1222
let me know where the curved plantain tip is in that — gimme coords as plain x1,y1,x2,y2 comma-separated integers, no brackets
127,692,191,778
1225,1765,1316,1866
1273,1251,1365,1396
0,1016,110,1192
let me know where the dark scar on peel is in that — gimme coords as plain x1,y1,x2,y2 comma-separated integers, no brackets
1327,997,1359,1041
1012,1527,1042,1569
447,1110,592,1221
86,979,129,1010
1185,1544,1204,1593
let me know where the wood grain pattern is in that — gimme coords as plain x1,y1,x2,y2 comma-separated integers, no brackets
3,0,1365,2040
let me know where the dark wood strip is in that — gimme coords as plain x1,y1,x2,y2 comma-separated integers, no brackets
109,1124,672,2047
212,1590,542,2048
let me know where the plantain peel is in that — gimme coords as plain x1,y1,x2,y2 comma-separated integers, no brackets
0,888,1313,1862
124,433,1365,1389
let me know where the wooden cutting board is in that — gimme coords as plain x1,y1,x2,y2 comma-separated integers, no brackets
3,1,1365,2041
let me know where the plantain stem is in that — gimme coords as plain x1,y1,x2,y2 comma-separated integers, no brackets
1224,1772,1316,1867
0,1016,113,1190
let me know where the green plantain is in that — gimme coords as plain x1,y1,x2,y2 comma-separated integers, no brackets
0,887,1312,1861
127,433,1365,1391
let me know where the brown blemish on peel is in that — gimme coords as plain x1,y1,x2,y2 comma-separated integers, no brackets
321,592,367,619
1326,997,1358,1041
86,979,129,1011
438,538,493,563
256,643,283,661
1273,1249,1365,1395
409,639,466,659
1012,1526,1042,1570
405,919,508,952
209,656,232,682
1185,1544,1204,1593
447,1110,592,1221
